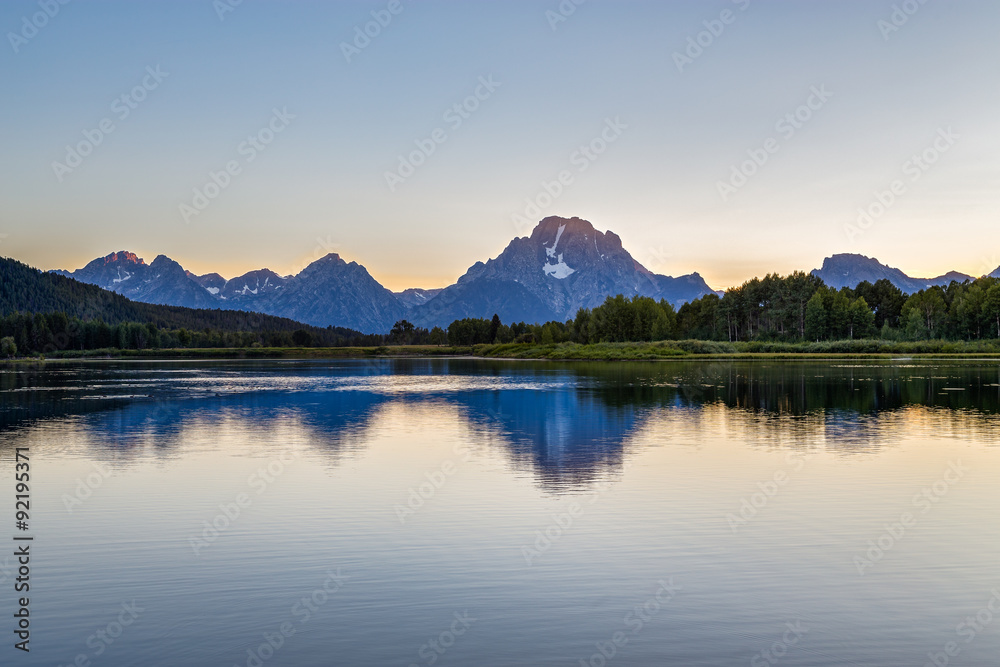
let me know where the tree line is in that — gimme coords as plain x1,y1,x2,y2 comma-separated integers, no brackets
443,272,1000,345
0,310,392,356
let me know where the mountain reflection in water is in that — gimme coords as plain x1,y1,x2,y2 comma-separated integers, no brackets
2,359,997,491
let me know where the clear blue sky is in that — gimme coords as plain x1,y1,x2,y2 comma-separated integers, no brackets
2,0,998,290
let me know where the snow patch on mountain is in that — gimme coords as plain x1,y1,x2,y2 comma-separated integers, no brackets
543,223,575,279
543,254,576,279
545,223,566,259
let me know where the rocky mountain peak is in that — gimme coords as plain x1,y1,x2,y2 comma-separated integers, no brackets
102,251,144,266
150,255,185,271
812,254,972,293
409,216,715,328
530,215,595,239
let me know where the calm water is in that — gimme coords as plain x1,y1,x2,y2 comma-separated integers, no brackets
1,358,999,666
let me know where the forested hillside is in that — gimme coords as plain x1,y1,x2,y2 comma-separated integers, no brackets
0,256,371,353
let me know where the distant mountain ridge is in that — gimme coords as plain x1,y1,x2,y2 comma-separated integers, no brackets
811,254,974,294
251,253,407,334
56,250,404,334
1,255,364,341
54,252,218,309
52,217,719,332
409,216,716,328
53,221,987,332
46,239,997,332
393,288,444,309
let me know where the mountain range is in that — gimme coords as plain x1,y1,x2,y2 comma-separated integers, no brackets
55,250,407,334
52,217,718,333
0,255,364,343
810,254,977,293
51,217,995,333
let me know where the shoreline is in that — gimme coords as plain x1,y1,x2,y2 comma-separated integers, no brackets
5,342,1000,363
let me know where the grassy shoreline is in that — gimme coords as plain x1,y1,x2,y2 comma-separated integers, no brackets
5,339,1000,362
474,339,1000,360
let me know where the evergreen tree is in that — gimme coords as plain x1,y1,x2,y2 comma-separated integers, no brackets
489,314,501,343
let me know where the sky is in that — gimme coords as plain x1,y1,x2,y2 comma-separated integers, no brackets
1,0,998,291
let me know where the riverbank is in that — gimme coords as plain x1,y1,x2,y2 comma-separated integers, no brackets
5,339,1000,362
475,339,1000,359
5,345,473,361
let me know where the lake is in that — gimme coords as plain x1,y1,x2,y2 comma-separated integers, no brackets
1,358,999,666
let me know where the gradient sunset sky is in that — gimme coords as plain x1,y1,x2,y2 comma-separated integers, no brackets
2,0,998,291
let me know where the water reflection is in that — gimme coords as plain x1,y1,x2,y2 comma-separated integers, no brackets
2,359,999,489
456,389,637,489
5,358,997,667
